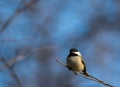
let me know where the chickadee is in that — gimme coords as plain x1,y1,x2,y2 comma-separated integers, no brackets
66,48,88,76
66,48,114,87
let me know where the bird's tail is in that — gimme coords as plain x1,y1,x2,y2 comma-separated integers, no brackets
81,72,114,87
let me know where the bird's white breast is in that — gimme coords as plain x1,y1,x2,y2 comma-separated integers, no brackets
67,55,84,72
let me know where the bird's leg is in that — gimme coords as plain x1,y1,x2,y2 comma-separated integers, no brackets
74,72,78,75
74,71,80,75
66,66,72,71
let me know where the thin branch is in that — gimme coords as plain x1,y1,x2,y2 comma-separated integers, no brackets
0,58,22,87
56,58,114,87
78,73,114,87
56,58,66,67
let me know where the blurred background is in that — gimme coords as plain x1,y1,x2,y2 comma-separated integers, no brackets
0,0,120,87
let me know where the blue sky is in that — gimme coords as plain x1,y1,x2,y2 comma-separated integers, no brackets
0,0,120,87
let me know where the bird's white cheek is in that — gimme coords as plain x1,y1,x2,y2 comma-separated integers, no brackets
73,52,82,56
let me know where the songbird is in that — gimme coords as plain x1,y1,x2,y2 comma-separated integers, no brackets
66,48,88,75
66,48,114,87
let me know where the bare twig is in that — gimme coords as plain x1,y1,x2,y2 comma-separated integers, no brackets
56,58,114,87
56,58,66,67
0,58,22,87
78,73,114,87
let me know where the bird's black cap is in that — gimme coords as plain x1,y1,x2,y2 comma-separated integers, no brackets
70,48,78,53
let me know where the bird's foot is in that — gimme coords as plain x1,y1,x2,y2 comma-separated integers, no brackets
67,66,72,71
74,71,79,75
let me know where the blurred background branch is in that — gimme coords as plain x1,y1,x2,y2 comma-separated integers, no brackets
0,58,22,87
0,0,39,35
0,0,120,87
